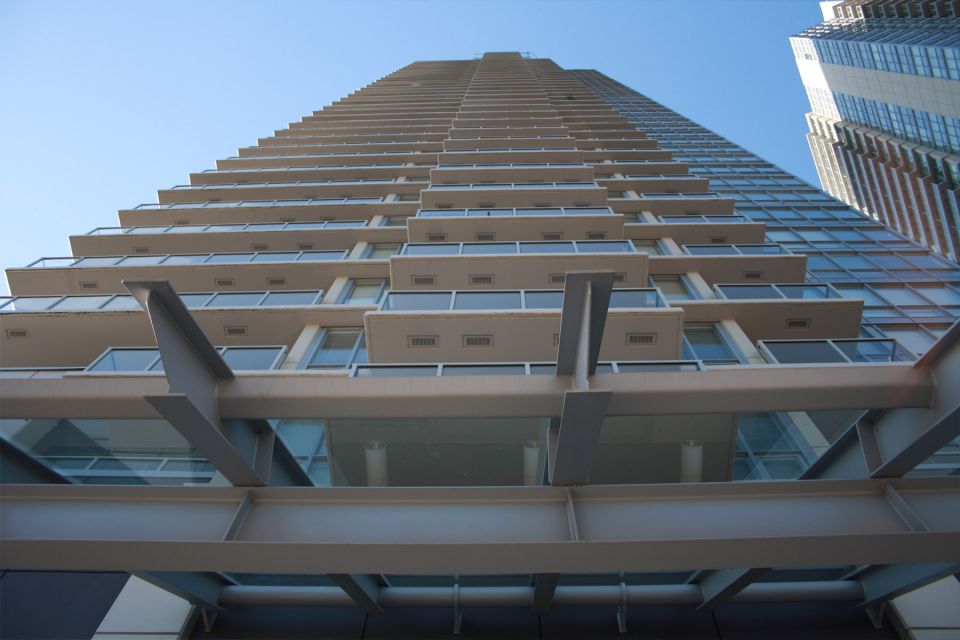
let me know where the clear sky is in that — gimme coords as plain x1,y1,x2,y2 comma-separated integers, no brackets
0,0,825,295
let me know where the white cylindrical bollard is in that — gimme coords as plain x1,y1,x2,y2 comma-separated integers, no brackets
523,440,540,485
365,440,388,486
680,439,703,483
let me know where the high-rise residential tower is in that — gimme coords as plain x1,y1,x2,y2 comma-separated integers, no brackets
790,0,960,261
1,53,958,639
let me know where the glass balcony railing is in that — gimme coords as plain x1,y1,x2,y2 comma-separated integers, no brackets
714,284,843,300
658,215,751,224
0,290,324,312
380,288,665,312
86,346,287,373
428,182,598,191
0,367,86,379
434,163,587,169
682,244,791,256
757,338,916,364
24,251,347,269
635,192,722,199
169,178,418,190
400,240,635,256
132,197,383,210
200,163,407,173
352,360,703,377
416,206,612,218
87,220,367,235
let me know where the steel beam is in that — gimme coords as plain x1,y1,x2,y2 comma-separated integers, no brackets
858,563,960,608
532,574,560,613
548,390,612,485
555,271,614,377
2,479,958,575
696,568,770,610
0,363,932,420
216,581,866,608
327,574,385,614
134,571,225,612
125,280,310,487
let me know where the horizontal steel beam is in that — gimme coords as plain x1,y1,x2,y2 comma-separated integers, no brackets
216,581,866,608
0,362,933,419
2,478,958,575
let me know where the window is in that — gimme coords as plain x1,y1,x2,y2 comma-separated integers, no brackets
261,291,320,306
365,244,401,259
381,216,410,227
306,328,367,369
631,240,661,255
650,276,692,300
340,279,388,305
681,324,739,365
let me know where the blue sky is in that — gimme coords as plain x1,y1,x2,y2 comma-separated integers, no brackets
0,0,825,295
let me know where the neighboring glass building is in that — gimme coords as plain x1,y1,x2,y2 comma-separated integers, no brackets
790,0,960,261
1,52,958,638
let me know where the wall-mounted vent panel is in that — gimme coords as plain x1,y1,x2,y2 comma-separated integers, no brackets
215,278,235,288
533,202,552,208
79,281,100,290
251,243,269,252
613,273,626,283
224,326,248,337
469,274,495,286
174,220,189,226
549,273,566,284
5,329,29,340
280,218,296,223
426,233,447,242
133,247,150,254
475,232,496,242
710,236,728,244
408,335,438,348
266,277,287,287
477,202,495,208
297,243,314,251
462,335,494,348
586,231,606,240
743,271,763,280
626,333,657,346
411,275,436,287
786,318,811,330
542,232,563,241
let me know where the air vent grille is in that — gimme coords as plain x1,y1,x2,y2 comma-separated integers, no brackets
215,278,235,288
786,318,811,329
79,281,100,290
5,329,29,339
470,274,495,285
224,326,248,337
475,232,496,241
426,233,447,242
549,273,566,284
542,232,563,241
408,335,438,348
133,247,150,254
710,236,728,244
613,273,626,283
251,243,269,252
297,242,314,251
174,219,189,226
743,271,763,280
477,202,495,208
411,275,436,287
267,277,287,286
586,232,606,240
626,333,657,345
462,335,494,348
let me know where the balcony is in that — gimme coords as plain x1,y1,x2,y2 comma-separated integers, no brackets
408,207,624,244
714,284,842,300
0,290,364,369
400,240,635,256
364,288,682,364
758,339,916,364
683,244,791,256
421,181,604,208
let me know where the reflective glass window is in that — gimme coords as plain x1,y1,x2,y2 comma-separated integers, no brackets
220,347,283,370
404,244,459,256
117,255,166,266
523,291,563,309
342,280,386,305
519,242,574,254
453,291,521,310
179,293,213,308
206,292,265,307
88,348,161,372
162,255,209,265
382,292,451,311
610,290,658,308
252,252,298,263
261,291,320,306
299,251,345,261
461,243,516,255
205,253,252,264
307,329,364,368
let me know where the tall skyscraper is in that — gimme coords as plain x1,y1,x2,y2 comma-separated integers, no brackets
790,0,960,261
1,52,958,639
